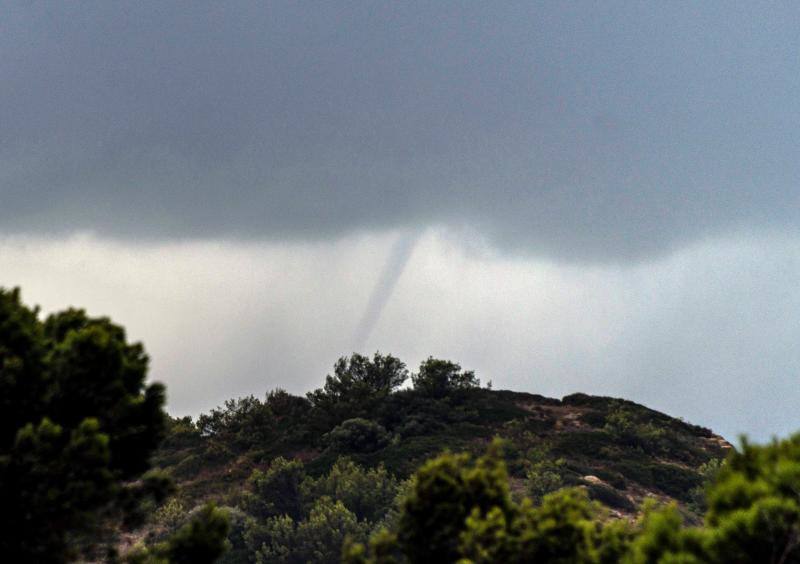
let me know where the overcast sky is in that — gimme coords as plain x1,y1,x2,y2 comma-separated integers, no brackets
2,2,799,441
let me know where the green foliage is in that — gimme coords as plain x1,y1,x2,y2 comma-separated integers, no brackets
302,457,399,522
246,456,307,520
128,503,231,564
397,440,512,562
625,503,704,563
524,445,567,503
348,431,800,563
0,287,47,448
342,528,402,564
45,308,167,477
609,458,702,502
350,443,635,563
327,418,392,454
150,352,743,563
161,416,202,451
616,434,800,563
0,288,168,561
216,506,253,564
496,489,601,563
688,458,725,514
701,434,800,563
153,498,188,533
1,417,114,560
411,357,480,398
456,485,630,564
241,457,398,562
155,352,733,564
192,389,313,459
250,497,370,564
162,503,231,564
197,396,272,445
308,353,408,428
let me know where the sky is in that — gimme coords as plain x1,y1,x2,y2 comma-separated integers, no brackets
2,2,799,441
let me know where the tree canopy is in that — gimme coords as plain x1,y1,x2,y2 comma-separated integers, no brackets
346,433,800,564
307,353,408,430
0,287,228,562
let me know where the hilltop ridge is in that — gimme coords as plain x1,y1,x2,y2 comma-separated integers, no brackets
155,361,730,522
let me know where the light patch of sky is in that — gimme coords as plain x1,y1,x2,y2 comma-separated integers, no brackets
1,229,798,442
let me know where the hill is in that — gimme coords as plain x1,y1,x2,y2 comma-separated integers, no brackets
144,354,731,561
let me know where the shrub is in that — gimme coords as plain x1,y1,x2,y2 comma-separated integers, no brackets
250,498,369,564
307,354,408,430
301,458,399,522
411,358,480,398
245,457,306,520
326,418,391,454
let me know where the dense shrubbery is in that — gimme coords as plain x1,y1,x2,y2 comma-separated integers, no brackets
167,353,494,480
307,353,409,430
346,434,800,563
239,456,402,563
182,405,800,564
327,418,392,454
152,351,735,561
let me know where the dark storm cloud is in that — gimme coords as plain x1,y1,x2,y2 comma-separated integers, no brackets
2,2,799,261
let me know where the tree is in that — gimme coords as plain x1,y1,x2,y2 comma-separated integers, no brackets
250,498,369,564
245,457,307,521
397,440,512,562
625,503,703,563
196,396,275,450
411,357,479,398
326,418,391,454
307,353,407,427
162,504,231,564
702,434,800,563
126,503,231,564
624,434,800,563
0,288,169,561
301,457,399,522
459,489,607,564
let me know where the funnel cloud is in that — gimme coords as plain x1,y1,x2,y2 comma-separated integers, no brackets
352,232,419,352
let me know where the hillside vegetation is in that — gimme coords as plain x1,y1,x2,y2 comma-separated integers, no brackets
149,354,730,562
6,289,800,563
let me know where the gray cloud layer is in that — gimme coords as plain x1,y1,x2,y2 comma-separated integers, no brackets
3,2,799,261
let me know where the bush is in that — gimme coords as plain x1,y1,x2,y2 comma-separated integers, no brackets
326,418,391,454
196,397,274,450
307,354,408,430
249,498,369,564
585,483,634,512
526,464,565,503
301,458,399,522
161,503,231,564
396,413,445,438
245,457,306,520
411,358,480,398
